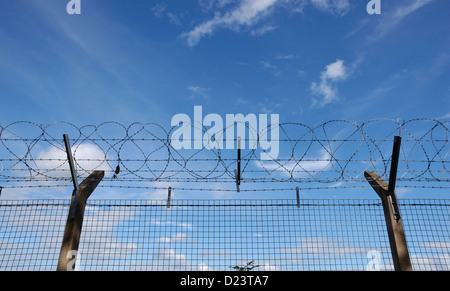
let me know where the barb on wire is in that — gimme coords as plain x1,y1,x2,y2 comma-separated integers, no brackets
0,119,448,192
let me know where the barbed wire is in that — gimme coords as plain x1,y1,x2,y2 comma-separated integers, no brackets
0,119,448,191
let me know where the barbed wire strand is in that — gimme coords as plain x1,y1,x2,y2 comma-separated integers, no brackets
0,119,448,192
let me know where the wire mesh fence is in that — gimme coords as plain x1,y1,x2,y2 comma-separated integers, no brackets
0,119,448,271
0,200,68,271
1,198,449,271
401,200,450,271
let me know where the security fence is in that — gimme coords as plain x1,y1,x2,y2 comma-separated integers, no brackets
1,119,448,271
1,119,449,193
1,198,449,271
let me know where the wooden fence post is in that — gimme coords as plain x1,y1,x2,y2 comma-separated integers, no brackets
364,136,412,271
364,171,412,271
56,170,104,271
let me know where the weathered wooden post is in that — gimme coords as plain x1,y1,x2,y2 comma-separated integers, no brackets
57,171,104,271
364,136,412,271
57,135,104,271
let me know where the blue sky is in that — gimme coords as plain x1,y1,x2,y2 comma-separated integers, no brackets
0,0,449,124
0,0,449,200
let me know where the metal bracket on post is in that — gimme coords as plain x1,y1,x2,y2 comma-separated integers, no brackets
296,187,300,208
167,187,172,208
235,137,241,193
388,136,402,221
63,134,79,220
0,186,3,199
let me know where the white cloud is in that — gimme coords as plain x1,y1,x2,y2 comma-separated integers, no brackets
152,246,189,269
152,3,168,17
151,245,212,270
198,0,216,10
279,0,351,15
260,61,281,77
153,3,183,26
410,253,450,271
146,180,181,200
199,0,239,11
439,112,450,120
310,59,348,107
323,59,348,81
34,143,112,180
280,236,367,257
369,0,434,42
391,0,433,20
279,0,309,13
167,12,182,26
210,182,235,199
260,263,279,271
310,81,337,106
1,142,113,199
181,0,354,46
309,0,350,16
422,242,450,251
276,54,298,60
188,85,210,100
395,187,413,197
181,0,278,46
159,232,193,243
250,24,276,36
180,223,194,230
255,148,332,179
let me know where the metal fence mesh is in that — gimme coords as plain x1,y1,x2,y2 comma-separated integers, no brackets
78,199,391,271
401,200,450,271
0,200,68,271
1,199,449,271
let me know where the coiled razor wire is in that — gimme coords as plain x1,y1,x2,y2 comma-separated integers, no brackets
0,119,448,192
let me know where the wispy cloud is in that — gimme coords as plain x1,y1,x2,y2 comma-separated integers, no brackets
260,61,282,77
438,112,450,120
153,3,184,26
167,12,182,26
187,86,211,100
1,142,113,199
276,54,298,60
251,24,276,36
152,2,168,17
180,0,354,46
180,0,278,46
310,59,349,107
310,0,350,16
368,0,434,42
198,0,240,11
280,236,367,259
255,148,332,179
34,143,112,178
